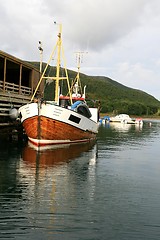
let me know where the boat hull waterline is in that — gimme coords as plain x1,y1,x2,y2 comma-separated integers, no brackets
19,102,98,146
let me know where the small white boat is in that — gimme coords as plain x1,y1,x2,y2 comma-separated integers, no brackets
109,114,143,125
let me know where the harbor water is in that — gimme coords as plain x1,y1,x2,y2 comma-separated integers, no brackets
1,120,160,239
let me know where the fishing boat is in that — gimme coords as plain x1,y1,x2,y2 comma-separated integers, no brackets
18,24,99,146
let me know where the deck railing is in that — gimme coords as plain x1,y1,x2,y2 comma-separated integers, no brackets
0,80,32,95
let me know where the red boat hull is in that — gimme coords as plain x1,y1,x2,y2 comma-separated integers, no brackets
23,115,96,146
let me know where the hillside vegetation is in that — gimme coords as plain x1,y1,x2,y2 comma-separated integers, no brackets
28,61,160,116
79,74,160,116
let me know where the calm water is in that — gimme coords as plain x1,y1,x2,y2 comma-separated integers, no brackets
1,120,160,239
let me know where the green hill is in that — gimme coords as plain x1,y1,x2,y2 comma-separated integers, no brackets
27,61,160,116
79,74,160,115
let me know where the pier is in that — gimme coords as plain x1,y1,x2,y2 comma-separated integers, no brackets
0,50,44,127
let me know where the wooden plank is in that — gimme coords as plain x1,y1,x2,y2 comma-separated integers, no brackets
0,92,30,99
0,113,9,116
0,108,11,111
0,103,22,107
0,123,12,126
0,95,30,102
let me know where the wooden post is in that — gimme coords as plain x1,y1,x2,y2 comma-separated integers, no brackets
31,70,34,94
3,57,7,92
19,63,22,94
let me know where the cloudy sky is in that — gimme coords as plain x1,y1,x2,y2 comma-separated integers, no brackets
1,0,160,100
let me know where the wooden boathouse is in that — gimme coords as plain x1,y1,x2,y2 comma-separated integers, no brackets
0,50,43,125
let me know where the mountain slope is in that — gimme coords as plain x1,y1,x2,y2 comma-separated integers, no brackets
74,73,160,115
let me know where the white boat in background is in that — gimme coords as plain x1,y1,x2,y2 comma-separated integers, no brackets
109,114,143,125
18,24,99,147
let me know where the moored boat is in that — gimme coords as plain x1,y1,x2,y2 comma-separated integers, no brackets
18,24,99,146
109,114,143,124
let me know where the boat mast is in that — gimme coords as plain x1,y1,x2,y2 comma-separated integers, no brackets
70,51,87,98
55,24,62,103
54,24,73,104
76,52,81,91
31,23,72,104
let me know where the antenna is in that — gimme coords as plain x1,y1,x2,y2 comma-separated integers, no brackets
75,51,88,70
69,51,88,98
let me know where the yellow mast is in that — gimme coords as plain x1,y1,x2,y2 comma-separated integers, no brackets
31,23,72,104
55,24,61,103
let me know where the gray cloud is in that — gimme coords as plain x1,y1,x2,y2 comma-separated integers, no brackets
0,0,160,99
42,0,151,51
0,0,158,55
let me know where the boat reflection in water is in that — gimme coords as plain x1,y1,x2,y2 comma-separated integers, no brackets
102,121,143,132
109,122,132,132
17,140,98,237
21,140,98,203
22,140,97,167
